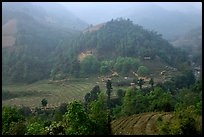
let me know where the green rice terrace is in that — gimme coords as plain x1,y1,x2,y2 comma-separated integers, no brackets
111,112,173,135
2,60,180,111
2,65,177,110
111,112,202,135
2,77,105,109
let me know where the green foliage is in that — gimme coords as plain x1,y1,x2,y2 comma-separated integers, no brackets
149,78,154,90
172,69,195,89
117,87,175,117
100,65,110,74
8,121,27,135
192,80,202,93
25,122,45,135
71,58,81,77
106,80,112,109
80,55,100,75
148,87,174,112
54,110,63,122
2,106,25,135
113,105,123,118
45,121,65,135
137,78,144,89
100,60,113,74
41,98,48,107
114,57,140,74
58,103,68,115
158,106,201,135
113,78,202,116
174,87,202,112
106,79,113,134
88,93,109,134
116,89,126,98
137,65,150,76
84,85,101,105
122,88,137,116
65,101,94,135
195,101,202,115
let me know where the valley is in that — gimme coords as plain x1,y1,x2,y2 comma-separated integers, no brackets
2,2,202,135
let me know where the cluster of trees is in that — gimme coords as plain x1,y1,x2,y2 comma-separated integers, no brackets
51,55,146,78
113,87,175,117
159,69,196,93
114,57,140,75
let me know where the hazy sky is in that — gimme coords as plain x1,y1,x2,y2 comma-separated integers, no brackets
59,2,201,10
59,2,202,25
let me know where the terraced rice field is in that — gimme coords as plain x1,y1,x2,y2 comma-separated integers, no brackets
2,78,107,109
111,112,173,135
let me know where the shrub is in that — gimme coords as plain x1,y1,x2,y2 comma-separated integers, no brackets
137,65,150,76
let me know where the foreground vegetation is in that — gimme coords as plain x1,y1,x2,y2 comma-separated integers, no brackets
2,74,202,135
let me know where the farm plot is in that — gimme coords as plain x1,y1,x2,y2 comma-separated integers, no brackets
2,79,98,108
111,112,173,135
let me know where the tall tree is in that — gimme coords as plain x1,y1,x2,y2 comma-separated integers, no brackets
138,78,144,89
88,93,109,135
149,78,154,91
64,101,94,135
41,98,48,107
106,79,112,135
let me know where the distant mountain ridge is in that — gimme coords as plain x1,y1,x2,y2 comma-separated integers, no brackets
2,2,88,48
61,2,202,40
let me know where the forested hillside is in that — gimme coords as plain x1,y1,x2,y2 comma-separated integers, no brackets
3,17,189,83
51,18,188,79
2,2,87,83
171,26,202,66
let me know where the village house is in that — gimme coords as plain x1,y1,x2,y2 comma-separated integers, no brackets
143,56,151,60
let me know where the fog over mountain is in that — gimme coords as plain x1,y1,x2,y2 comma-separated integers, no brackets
59,2,202,40
2,3,202,135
